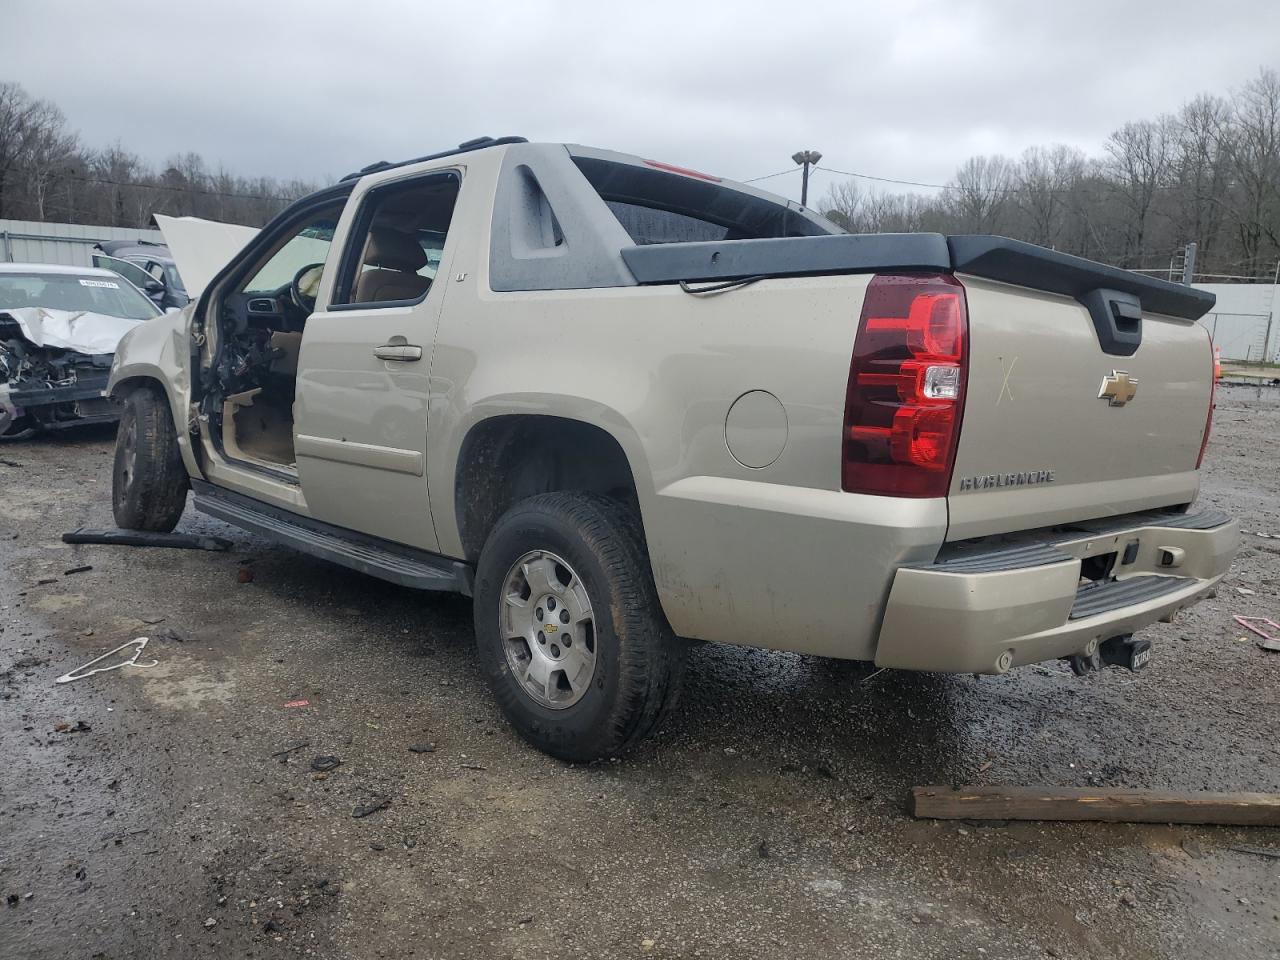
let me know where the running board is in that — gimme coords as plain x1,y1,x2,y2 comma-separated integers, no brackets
1070,575,1187,621
191,480,472,595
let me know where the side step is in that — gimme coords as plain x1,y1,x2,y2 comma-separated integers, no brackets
1069,575,1187,620
192,480,472,595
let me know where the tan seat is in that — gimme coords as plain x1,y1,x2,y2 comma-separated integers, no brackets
352,228,431,303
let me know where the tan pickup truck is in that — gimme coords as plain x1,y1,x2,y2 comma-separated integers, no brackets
106,137,1237,760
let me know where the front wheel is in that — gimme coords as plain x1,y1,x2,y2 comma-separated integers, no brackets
112,386,188,532
473,492,685,762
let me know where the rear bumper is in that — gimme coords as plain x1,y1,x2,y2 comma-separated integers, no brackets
874,510,1239,674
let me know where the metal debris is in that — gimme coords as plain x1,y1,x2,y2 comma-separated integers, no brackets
269,739,310,761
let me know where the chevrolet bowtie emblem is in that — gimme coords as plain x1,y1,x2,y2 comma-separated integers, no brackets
1098,370,1139,406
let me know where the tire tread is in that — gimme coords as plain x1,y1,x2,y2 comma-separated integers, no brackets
474,492,685,761
112,385,188,532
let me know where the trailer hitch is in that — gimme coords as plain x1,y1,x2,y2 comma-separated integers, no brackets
1066,635,1151,676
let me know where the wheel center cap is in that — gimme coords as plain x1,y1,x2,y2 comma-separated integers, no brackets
501,550,595,710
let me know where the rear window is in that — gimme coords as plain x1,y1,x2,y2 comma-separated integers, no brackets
572,156,836,246
603,202,732,245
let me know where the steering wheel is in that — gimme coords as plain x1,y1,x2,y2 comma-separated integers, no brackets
289,262,325,313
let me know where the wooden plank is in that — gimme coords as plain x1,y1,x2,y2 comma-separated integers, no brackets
910,785,1280,827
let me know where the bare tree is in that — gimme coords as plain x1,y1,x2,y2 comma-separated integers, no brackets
945,155,1012,234
21,105,79,220
820,180,940,234
0,82,66,218
1167,94,1233,267
819,180,866,232
1218,69,1280,275
1105,117,1175,267
1012,145,1085,249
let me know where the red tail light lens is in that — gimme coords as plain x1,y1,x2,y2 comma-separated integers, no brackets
842,274,968,497
1196,338,1216,469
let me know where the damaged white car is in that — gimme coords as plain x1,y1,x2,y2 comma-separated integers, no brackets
0,263,161,439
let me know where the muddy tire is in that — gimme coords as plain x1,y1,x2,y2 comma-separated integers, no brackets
473,492,685,762
112,385,188,532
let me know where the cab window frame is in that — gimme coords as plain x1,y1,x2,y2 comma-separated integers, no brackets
328,169,461,313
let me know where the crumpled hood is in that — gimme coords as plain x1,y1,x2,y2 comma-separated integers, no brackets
1,307,146,355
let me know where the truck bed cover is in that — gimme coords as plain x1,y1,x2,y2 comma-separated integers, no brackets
622,233,1216,322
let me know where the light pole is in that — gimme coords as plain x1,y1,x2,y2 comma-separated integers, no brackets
792,150,822,207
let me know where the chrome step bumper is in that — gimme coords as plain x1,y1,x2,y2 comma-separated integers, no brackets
874,510,1238,674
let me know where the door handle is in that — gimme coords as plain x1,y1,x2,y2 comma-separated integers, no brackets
373,341,423,362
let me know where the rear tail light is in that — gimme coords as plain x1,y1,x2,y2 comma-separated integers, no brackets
1196,338,1216,469
842,274,968,497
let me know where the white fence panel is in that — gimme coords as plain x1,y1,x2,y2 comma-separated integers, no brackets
1193,283,1276,363
0,218,164,268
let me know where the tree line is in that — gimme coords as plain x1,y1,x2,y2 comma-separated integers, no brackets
819,68,1280,281
0,81,318,230
1,71,1278,279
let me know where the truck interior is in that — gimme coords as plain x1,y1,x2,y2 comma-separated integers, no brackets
202,175,459,476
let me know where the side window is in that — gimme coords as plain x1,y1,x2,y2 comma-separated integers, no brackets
91,254,153,290
331,172,460,308
165,265,187,295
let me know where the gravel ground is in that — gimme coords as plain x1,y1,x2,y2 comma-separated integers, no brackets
1,385,1278,960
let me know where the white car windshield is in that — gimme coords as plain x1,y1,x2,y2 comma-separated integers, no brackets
0,272,161,321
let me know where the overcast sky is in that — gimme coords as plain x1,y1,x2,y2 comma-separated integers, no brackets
4,0,1278,204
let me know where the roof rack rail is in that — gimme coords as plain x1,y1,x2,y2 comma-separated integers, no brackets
339,136,528,182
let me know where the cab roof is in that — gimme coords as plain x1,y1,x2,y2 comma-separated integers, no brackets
340,136,529,182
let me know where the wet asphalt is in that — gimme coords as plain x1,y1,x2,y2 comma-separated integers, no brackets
0,385,1278,960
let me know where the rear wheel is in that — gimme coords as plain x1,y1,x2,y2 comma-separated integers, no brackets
473,492,685,762
112,386,188,532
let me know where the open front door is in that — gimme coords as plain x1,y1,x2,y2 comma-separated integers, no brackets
293,170,462,552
